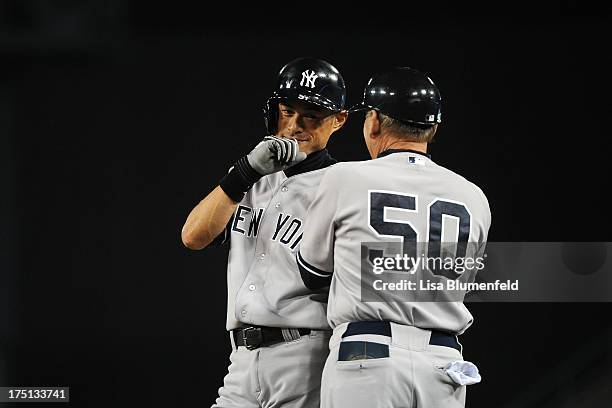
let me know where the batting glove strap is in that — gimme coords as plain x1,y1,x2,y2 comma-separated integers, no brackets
219,156,263,203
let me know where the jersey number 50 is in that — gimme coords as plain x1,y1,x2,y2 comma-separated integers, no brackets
368,191,471,269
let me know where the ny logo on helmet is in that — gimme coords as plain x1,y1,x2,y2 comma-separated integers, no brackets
300,70,318,88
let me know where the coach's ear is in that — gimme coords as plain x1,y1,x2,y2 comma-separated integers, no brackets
364,110,381,139
331,110,348,132
371,110,382,136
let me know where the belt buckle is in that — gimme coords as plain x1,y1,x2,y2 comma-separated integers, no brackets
243,327,263,350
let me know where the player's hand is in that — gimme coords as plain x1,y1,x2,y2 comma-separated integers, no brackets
246,136,307,176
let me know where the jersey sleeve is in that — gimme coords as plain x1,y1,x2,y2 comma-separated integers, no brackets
297,167,340,290
471,184,491,287
474,183,492,244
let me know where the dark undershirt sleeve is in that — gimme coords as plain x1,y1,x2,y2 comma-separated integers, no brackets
209,214,234,247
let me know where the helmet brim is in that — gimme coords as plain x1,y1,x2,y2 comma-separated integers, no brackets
271,89,343,113
348,102,375,113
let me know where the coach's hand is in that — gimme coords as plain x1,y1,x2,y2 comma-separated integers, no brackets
247,136,307,176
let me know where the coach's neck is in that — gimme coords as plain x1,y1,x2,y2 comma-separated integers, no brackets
371,133,428,159
364,111,429,159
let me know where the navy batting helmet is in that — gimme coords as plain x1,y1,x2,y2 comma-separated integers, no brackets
351,67,441,127
263,58,347,134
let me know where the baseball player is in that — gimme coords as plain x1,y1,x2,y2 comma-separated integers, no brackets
181,58,348,408
296,67,491,407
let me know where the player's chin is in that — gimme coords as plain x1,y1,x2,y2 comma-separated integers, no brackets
299,141,322,155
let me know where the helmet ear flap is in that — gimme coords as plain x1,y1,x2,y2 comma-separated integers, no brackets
263,98,279,135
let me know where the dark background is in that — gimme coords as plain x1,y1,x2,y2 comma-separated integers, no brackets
1,1,612,407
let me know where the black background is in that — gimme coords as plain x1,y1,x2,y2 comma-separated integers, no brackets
1,2,612,407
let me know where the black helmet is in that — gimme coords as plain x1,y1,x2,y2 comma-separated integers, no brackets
351,67,441,127
264,58,347,134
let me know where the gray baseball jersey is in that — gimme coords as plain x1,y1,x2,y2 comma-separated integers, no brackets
217,150,335,331
297,150,491,334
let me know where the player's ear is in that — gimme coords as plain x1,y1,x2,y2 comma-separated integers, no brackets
332,110,348,131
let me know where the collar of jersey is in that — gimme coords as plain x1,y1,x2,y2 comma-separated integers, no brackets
377,149,431,159
283,148,337,178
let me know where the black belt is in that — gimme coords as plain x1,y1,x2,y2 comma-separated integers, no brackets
233,326,311,350
342,321,461,352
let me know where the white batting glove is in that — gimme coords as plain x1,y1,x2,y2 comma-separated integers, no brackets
246,136,307,176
